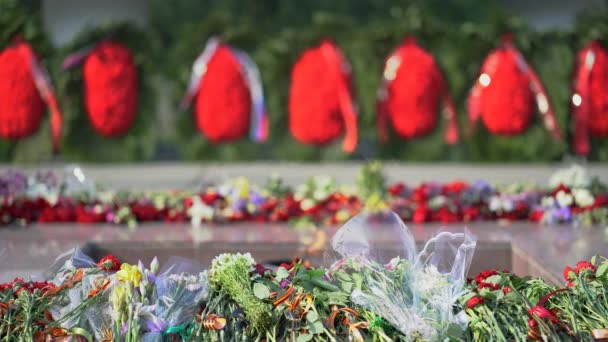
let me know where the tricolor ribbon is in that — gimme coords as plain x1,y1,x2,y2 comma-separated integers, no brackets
467,34,562,141
181,37,268,142
180,37,220,110
16,38,63,152
572,41,597,156
378,36,459,144
320,40,358,153
61,45,95,70
232,49,269,142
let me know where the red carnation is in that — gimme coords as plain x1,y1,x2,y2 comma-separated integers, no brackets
563,265,575,281
289,40,357,152
550,183,571,196
478,281,500,291
83,41,138,137
0,40,45,141
475,269,498,284
466,296,484,309
97,254,120,272
254,264,269,276
413,204,430,223
388,183,406,197
575,261,596,274
442,181,468,195
463,206,481,222
195,45,251,143
502,286,512,295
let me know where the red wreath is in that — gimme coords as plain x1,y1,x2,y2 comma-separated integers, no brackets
289,39,358,153
572,40,608,155
377,36,459,144
195,44,251,143
0,38,62,150
467,34,561,140
83,41,138,137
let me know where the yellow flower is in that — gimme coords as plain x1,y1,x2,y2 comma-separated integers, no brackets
110,285,126,313
365,192,388,212
236,177,250,199
116,263,142,287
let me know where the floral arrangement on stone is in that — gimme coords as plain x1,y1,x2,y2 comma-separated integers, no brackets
1,210,608,341
0,164,606,228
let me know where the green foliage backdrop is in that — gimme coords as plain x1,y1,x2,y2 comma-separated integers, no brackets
2,0,608,162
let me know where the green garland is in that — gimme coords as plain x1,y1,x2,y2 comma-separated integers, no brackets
150,0,608,162
0,0,56,162
1,0,608,161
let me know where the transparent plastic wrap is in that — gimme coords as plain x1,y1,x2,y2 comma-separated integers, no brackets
141,257,209,341
44,248,114,340
44,247,96,284
325,210,476,341
62,164,96,197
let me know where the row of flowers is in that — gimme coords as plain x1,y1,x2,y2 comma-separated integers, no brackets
1,164,607,228
1,210,607,341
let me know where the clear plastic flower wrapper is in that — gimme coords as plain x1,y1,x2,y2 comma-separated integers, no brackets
43,248,115,339
40,249,209,341
140,256,209,342
324,209,476,341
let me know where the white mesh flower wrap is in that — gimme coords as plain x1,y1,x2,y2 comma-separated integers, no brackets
325,210,476,341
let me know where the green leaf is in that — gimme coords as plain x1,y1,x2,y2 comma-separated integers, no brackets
446,323,464,339
308,321,324,334
484,275,504,286
352,273,363,290
297,333,313,342
591,255,597,265
309,278,340,292
596,261,608,278
306,310,318,322
340,281,353,293
253,282,270,299
276,267,290,281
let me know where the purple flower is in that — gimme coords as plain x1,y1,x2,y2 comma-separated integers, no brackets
280,279,289,289
0,169,27,197
144,315,167,332
250,192,265,207
231,198,247,212
550,207,572,224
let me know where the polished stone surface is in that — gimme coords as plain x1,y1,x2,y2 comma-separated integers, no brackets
2,162,608,190
1,221,606,284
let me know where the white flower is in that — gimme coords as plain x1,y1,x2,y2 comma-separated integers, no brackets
555,190,574,208
541,196,555,208
549,164,591,189
187,196,214,227
313,189,328,201
572,188,594,207
300,198,315,211
429,195,447,208
488,196,513,212
488,196,501,212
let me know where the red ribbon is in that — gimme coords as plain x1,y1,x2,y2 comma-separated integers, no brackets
440,72,459,145
572,41,597,155
320,40,358,153
17,38,62,152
